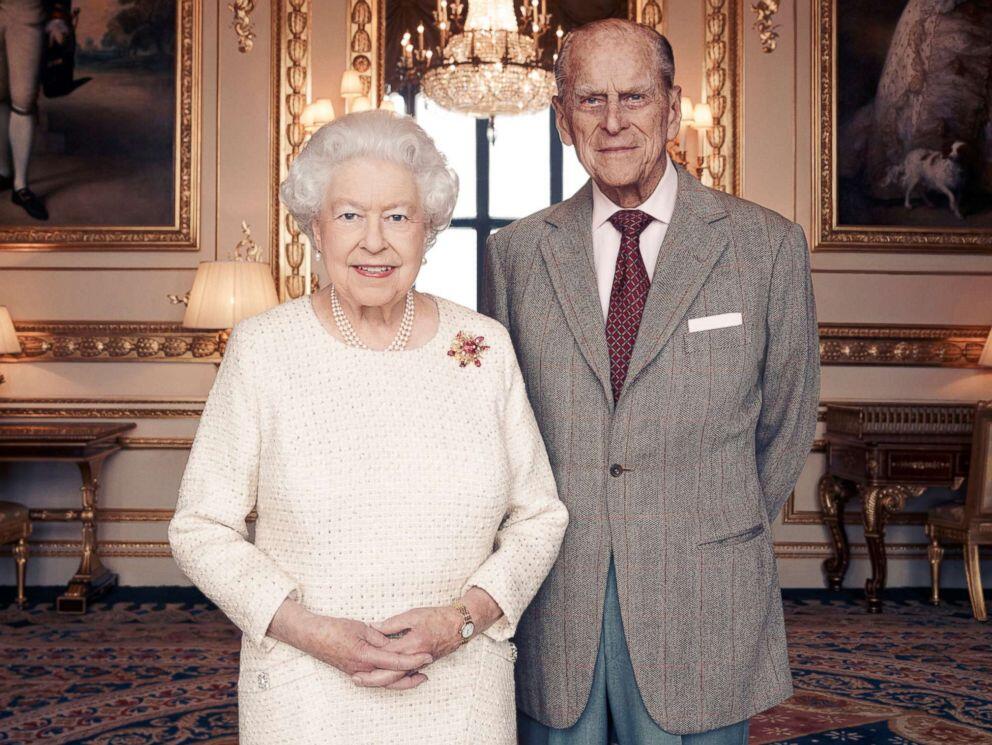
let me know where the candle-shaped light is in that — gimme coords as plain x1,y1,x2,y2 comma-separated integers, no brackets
692,101,713,163
417,23,425,52
680,96,694,125
556,25,564,53
541,0,547,22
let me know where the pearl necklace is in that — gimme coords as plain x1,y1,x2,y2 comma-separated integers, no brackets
329,285,415,351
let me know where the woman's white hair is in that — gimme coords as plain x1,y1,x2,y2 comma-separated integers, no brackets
279,110,459,249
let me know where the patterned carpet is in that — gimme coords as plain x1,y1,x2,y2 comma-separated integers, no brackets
0,587,989,744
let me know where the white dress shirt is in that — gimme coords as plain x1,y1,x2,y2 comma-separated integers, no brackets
591,154,679,320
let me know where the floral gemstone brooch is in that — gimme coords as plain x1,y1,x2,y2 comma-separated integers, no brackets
448,331,491,368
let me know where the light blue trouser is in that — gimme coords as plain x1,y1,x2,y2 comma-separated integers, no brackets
518,559,749,745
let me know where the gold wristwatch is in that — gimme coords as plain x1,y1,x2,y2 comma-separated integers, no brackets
452,601,475,643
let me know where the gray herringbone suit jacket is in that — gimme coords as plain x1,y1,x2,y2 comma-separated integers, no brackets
481,164,819,735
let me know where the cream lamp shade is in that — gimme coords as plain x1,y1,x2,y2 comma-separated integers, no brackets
692,102,713,129
340,69,364,98
980,328,992,368
350,95,373,113
183,261,279,329
680,96,694,125
0,306,20,354
301,98,336,130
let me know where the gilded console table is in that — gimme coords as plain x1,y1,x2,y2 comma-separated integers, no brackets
819,403,973,613
0,423,136,613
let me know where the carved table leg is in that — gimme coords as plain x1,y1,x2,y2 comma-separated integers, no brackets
819,474,852,590
964,541,987,622
925,523,943,606
57,456,118,614
862,485,921,613
13,537,28,608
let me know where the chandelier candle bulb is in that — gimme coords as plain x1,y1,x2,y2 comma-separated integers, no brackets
417,23,425,51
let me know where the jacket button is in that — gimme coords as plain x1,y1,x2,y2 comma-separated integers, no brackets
609,464,624,477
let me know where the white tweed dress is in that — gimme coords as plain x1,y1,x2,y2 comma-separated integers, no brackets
169,295,568,745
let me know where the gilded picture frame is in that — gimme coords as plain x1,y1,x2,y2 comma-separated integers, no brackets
814,0,992,254
0,0,201,252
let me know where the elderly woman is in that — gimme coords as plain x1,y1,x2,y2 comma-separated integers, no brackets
169,110,567,744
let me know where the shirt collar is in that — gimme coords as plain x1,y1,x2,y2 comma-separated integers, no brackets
591,153,678,231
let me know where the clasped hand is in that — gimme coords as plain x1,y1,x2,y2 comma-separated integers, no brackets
351,605,466,689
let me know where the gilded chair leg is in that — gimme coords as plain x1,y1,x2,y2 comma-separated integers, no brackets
926,525,943,606
13,537,28,609
963,542,987,622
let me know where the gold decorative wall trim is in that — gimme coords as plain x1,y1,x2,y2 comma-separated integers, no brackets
818,324,991,367
0,539,936,561
751,0,780,53
120,437,194,449
0,540,172,559
272,0,312,301
702,0,742,195
0,399,204,419
772,541,931,560
230,0,256,53
3,321,222,363
4,323,985,366
347,0,385,106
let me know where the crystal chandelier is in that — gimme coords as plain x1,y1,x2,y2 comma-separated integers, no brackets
399,0,562,121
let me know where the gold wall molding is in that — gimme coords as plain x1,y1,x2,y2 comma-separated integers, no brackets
702,0,742,194
230,0,256,53
4,321,222,363
4,322,986,366
751,0,780,53
0,539,935,561
772,541,931,560
818,324,991,367
0,399,204,419
347,1,384,105
272,0,312,301
120,437,194,450
0,0,200,251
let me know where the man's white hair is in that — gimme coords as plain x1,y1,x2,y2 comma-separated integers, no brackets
279,110,459,248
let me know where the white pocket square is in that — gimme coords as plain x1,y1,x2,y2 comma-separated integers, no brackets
687,312,743,333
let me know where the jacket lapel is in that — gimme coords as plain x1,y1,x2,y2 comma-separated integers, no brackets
623,165,730,389
539,183,614,405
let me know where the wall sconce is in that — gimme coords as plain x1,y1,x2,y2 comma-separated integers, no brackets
668,96,695,167
170,223,279,357
691,102,714,180
340,69,364,113
350,95,373,113
0,305,21,386
301,98,336,138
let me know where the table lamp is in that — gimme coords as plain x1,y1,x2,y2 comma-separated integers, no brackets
0,305,21,386
182,224,279,355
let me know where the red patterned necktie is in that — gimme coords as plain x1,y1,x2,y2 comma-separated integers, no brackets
605,209,654,402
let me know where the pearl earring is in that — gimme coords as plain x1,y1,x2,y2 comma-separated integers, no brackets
422,256,428,265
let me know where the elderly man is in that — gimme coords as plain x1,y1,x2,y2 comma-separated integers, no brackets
482,18,819,745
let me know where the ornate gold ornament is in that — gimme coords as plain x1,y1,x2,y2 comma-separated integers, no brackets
630,0,665,31
2,321,222,362
702,0,741,193
273,0,313,300
818,324,991,367
751,0,779,53
230,0,256,53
